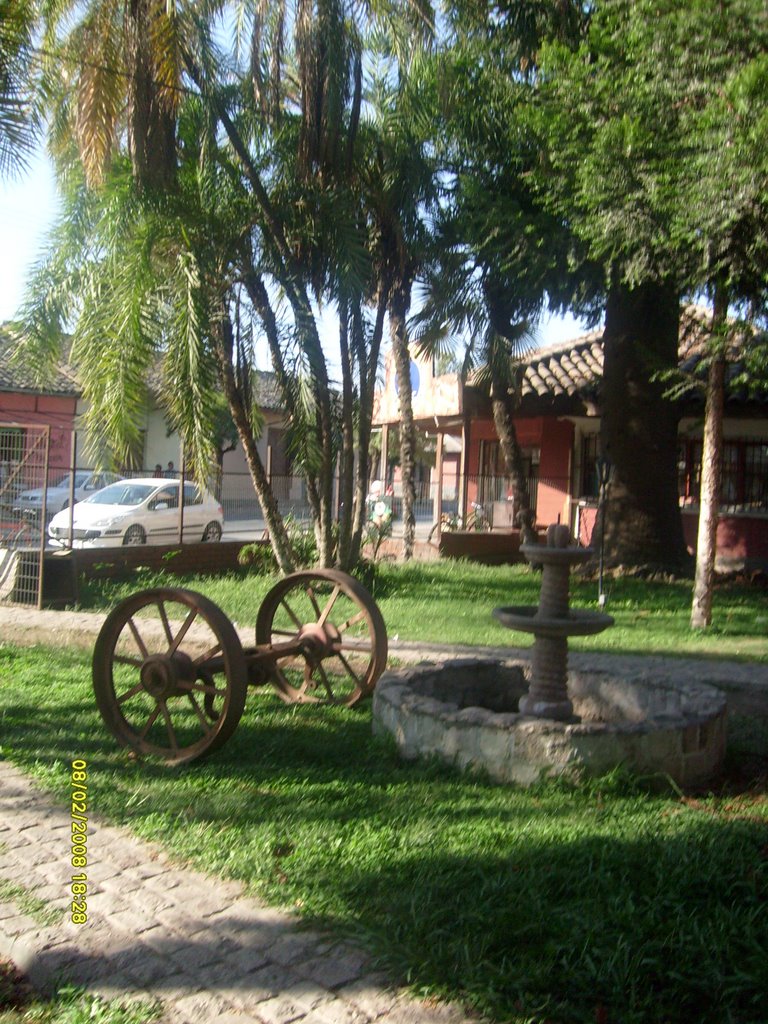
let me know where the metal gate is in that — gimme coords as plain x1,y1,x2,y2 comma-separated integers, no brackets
0,424,50,608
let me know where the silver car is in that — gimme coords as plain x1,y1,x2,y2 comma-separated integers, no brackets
48,478,224,548
15,470,121,517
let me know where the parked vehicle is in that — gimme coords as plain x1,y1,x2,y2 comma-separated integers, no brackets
48,478,224,548
14,470,121,517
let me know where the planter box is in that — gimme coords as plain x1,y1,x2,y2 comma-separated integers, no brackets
37,540,269,607
439,530,525,565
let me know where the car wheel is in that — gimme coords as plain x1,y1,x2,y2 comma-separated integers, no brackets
202,521,222,543
123,525,146,546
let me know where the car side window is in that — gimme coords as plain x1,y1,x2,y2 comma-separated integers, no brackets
150,487,179,510
183,484,203,506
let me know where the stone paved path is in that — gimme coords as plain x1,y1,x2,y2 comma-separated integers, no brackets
0,759,473,1024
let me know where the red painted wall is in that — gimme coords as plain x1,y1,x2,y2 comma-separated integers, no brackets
466,417,545,506
576,504,767,570
536,418,574,527
0,392,77,472
681,510,768,571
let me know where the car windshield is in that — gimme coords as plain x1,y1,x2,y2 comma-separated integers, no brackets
84,483,155,507
49,472,88,489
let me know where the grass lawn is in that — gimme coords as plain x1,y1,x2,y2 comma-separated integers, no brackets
76,559,768,661
1,637,767,1024
0,960,158,1024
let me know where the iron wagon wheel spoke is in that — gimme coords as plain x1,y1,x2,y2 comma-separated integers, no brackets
169,608,198,654
194,642,223,667
272,662,301,699
315,663,336,700
116,682,145,704
187,693,212,734
336,609,367,633
114,654,144,668
333,650,363,687
279,597,304,630
336,638,374,655
156,601,174,646
127,618,150,660
139,704,161,739
304,586,322,618
158,700,179,753
317,585,342,627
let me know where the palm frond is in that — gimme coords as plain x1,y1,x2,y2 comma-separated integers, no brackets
74,0,123,186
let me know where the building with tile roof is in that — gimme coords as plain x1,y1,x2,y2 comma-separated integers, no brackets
373,310,768,569
0,326,291,512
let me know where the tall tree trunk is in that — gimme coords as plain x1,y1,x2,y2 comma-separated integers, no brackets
691,286,728,628
389,280,417,560
600,280,689,572
127,0,176,191
349,290,387,565
336,295,355,569
213,314,295,574
490,375,537,544
242,265,334,566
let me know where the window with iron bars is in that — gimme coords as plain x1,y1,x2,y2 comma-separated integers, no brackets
678,439,768,512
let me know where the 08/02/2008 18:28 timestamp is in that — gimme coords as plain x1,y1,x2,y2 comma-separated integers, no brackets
70,759,88,924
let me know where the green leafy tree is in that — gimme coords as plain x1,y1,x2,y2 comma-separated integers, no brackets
540,0,768,592
670,26,768,626
534,1,695,572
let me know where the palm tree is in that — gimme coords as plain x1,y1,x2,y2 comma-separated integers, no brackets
41,0,182,189
415,241,540,543
22,0,443,573
362,31,437,560
0,0,38,178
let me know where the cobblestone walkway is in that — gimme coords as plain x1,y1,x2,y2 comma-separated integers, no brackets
0,759,473,1024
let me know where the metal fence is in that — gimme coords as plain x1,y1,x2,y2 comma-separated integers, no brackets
3,460,544,539
0,451,550,607
0,423,50,607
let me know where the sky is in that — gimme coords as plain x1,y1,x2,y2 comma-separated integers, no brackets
0,150,588,350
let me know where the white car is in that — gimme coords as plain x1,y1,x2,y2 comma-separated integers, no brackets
48,478,224,548
15,470,121,517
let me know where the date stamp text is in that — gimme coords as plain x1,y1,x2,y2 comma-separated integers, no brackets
70,759,88,923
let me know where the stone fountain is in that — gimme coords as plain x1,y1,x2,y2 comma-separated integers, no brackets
493,523,614,721
373,526,727,787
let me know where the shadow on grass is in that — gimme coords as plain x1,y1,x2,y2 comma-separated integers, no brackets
2,646,767,1024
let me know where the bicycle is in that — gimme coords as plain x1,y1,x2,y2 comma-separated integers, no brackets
0,509,37,549
428,502,490,544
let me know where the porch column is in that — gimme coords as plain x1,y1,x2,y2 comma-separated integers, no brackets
435,431,444,536
459,414,471,519
379,424,389,484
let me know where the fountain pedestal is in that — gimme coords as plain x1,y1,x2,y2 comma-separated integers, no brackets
493,524,613,720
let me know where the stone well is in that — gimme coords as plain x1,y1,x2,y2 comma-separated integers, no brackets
372,657,727,788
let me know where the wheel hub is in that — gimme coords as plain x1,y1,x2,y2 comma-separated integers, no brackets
139,651,196,700
298,622,339,664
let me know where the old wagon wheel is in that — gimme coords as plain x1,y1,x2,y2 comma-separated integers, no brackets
255,569,388,706
93,588,247,764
